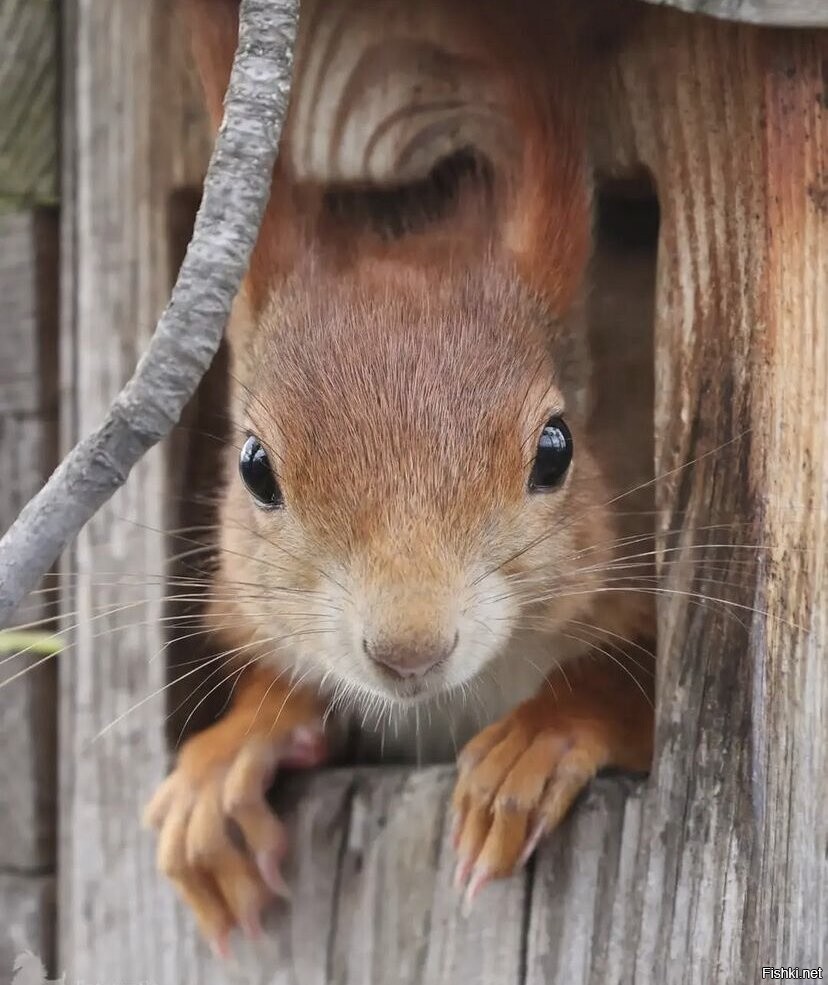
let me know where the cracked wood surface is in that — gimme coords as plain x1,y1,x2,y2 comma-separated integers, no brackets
51,3,827,984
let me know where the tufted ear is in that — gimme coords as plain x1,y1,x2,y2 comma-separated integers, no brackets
177,0,240,131
495,13,593,316
178,0,592,317
285,0,591,314
177,0,314,311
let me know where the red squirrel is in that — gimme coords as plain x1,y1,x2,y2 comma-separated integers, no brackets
145,0,655,953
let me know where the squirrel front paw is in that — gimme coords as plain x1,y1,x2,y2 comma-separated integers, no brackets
143,707,326,956
450,662,653,906
450,707,603,906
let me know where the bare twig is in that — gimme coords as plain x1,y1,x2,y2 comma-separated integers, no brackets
0,0,298,627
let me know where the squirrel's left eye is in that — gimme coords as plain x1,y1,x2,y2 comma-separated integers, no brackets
239,435,283,508
529,416,573,491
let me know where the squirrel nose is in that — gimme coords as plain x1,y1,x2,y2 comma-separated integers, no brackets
363,631,458,679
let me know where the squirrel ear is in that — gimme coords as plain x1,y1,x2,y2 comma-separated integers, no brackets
177,0,240,131
179,0,592,316
500,82,592,317
178,0,311,310
479,2,592,316
284,0,591,315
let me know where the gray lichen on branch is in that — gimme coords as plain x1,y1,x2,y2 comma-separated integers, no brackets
0,0,298,627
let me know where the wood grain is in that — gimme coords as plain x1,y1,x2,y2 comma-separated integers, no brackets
285,0,511,186
0,0,58,210
0,210,58,974
53,2,826,983
163,767,642,985
57,2,215,982
0,873,55,977
600,9,828,979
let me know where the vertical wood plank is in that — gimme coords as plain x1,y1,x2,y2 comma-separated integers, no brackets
0,4,60,977
754,29,827,961
525,780,645,985
593,11,828,980
0,210,59,978
58,2,213,981
329,770,448,985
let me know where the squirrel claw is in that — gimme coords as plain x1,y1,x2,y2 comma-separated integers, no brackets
210,933,232,962
450,697,608,898
462,864,491,915
145,707,325,953
256,849,292,899
452,855,473,891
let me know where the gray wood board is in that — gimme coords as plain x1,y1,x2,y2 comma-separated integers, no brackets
57,1,213,983
145,767,644,985
638,0,828,27
0,210,58,975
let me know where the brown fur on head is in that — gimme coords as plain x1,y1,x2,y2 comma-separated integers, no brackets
182,0,615,704
215,252,616,703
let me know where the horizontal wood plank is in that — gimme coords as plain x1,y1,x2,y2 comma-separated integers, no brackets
157,767,641,985
637,0,828,27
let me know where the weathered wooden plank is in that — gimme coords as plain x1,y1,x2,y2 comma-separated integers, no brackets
589,10,828,981
265,771,356,985
159,768,650,985
0,210,58,974
637,0,828,28
0,874,55,977
57,1,211,982
154,769,354,985
327,770,447,985
0,0,58,211
172,765,571,985
0,212,58,415
525,779,644,985
419,797,528,985
327,766,525,985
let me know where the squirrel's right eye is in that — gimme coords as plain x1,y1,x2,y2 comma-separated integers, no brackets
528,416,573,491
239,435,283,509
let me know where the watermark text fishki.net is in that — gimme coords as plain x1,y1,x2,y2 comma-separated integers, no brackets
12,947,825,983
761,970,824,980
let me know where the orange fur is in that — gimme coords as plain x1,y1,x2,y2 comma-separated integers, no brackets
178,0,592,312
144,661,326,950
452,650,654,890
154,0,655,948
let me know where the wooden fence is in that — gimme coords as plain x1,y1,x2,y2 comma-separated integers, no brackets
0,1,825,983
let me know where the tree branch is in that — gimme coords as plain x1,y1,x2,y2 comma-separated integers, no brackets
0,0,298,627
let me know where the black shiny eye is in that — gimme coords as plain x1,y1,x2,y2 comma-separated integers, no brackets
239,435,283,508
529,416,573,491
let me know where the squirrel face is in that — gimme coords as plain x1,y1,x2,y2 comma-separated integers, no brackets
218,255,612,706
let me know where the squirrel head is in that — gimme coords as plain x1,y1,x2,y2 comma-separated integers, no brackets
218,255,611,704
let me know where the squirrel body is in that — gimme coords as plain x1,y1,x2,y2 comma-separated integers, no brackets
145,0,656,950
